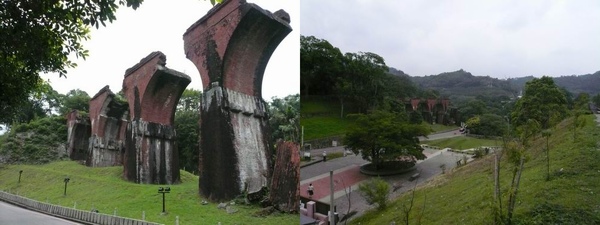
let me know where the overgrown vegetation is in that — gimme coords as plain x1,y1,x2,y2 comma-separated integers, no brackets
0,116,67,164
358,177,390,210
0,161,296,224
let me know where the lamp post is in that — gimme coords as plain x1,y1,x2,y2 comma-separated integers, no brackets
158,187,170,214
18,170,23,183
63,177,70,196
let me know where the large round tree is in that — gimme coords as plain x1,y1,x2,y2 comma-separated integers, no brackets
344,110,430,170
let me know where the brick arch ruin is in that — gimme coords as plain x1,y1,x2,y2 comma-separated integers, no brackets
87,86,129,167
122,51,191,184
183,0,292,201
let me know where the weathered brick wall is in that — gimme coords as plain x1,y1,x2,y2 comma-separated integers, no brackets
122,51,190,184
183,0,291,201
270,141,300,213
87,86,128,167
66,110,91,161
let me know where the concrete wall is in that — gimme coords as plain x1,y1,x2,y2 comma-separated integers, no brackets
0,191,162,225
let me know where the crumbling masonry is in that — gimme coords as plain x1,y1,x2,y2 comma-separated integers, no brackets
87,86,128,167
66,110,91,161
122,52,191,184
183,0,292,201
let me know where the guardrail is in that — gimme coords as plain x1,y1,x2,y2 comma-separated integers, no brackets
0,191,163,225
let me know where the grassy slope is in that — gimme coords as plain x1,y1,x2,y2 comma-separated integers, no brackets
0,162,296,225
301,98,355,140
422,136,502,150
301,98,457,141
352,115,600,224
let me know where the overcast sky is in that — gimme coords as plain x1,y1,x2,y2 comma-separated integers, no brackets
42,0,299,100
301,0,600,79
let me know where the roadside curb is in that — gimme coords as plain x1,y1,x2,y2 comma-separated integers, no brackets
300,160,322,168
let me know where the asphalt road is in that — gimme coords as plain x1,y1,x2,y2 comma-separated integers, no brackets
0,201,80,225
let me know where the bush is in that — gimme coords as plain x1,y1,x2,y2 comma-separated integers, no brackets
358,177,390,210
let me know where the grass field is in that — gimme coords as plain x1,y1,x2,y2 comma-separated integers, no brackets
0,162,296,225
300,97,459,141
422,136,502,150
352,115,600,224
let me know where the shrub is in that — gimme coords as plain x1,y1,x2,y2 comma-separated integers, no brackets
358,177,390,210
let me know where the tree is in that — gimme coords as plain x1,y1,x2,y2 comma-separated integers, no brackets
300,35,344,96
344,110,430,170
174,88,201,174
511,77,568,130
339,52,389,113
58,89,91,115
1,81,61,126
268,94,300,143
465,114,507,137
0,0,143,125
494,119,540,225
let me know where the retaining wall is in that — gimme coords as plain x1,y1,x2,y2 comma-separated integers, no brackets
0,191,163,225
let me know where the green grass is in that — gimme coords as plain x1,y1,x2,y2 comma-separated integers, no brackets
426,123,459,133
421,136,501,150
301,116,354,140
352,115,600,224
0,162,296,225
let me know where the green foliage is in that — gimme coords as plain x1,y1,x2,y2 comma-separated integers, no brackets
515,203,600,224
0,116,68,164
466,114,507,137
411,69,518,99
58,89,91,115
175,110,199,174
338,51,390,113
511,76,568,129
0,161,297,224
269,94,300,143
174,89,201,174
358,177,390,210
0,0,142,126
300,35,344,97
344,111,430,170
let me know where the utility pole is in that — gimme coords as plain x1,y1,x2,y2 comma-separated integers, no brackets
330,170,335,225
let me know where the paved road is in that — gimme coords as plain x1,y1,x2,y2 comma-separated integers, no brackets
0,201,80,225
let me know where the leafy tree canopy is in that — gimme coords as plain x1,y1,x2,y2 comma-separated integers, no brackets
58,89,91,115
344,110,430,170
269,94,300,143
0,0,143,126
511,77,568,129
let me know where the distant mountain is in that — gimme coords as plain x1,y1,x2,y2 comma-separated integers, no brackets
509,71,600,96
406,69,518,98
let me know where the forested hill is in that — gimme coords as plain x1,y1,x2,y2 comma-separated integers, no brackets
406,69,518,98
509,71,600,96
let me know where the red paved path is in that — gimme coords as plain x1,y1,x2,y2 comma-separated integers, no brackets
300,165,369,200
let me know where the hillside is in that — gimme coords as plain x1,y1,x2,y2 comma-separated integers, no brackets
510,71,600,96
409,69,518,98
0,116,68,164
352,115,600,224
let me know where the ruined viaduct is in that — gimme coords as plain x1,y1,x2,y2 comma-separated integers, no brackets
183,0,292,200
